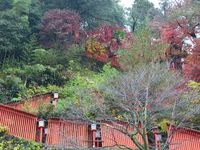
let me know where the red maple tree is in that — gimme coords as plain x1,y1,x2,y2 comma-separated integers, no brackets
85,24,132,67
40,9,81,48
160,16,200,81
183,39,200,82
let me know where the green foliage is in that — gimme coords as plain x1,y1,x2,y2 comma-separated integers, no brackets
0,0,13,10
37,103,55,119
188,80,200,89
114,29,126,39
0,75,25,103
23,34,41,62
128,0,162,32
0,0,31,62
28,0,45,33
0,126,55,150
0,126,7,135
13,0,31,15
43,0,125,29
64,44,85,62
31,49,60,66
118,22,167,71
157,118,170,132
54,64,119,117
0,63,67,102
186,80,200,128
0,37,74,101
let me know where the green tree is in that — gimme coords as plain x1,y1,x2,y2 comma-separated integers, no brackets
0,0,31,62
159,0,170,17
28,0,45,33
0,0,13,10
43,0,125,29
0,12,30,61
128,0,162,32
118,23,166,71
12,0,31,16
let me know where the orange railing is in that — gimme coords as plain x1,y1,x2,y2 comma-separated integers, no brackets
100,121,144,149
169,127,200,150
2,99,200,150
46,119,145,149
0,104,38,140
46,118,91,148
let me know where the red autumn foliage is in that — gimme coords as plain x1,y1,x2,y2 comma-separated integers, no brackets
111,55,120,67
160,17,200,82
160,17,195,48
85,24,131,67
40,9,81,48
183,39,200,82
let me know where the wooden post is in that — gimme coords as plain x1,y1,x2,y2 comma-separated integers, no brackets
39,127,43,143
154,128,162,150
38,118,45,143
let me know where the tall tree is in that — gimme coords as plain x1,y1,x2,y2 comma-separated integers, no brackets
118,23,165,71
128,0,162,32
39,9,81,49
0,0,30,61
183,39,200,82
62,64,200,150
159,0,169,17
159,0,200,81
42,0,125,29
28,0,45,33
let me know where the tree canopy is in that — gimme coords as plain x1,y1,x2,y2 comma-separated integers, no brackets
42,0,126,29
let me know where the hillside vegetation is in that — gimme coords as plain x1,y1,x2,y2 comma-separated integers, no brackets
0,0,200,149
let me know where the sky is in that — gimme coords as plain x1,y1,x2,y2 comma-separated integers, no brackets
120,0,161,8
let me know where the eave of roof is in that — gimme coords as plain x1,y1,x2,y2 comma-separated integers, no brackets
4,92,53,105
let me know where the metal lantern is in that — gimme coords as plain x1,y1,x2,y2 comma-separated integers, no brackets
38,118,45,128
91,124,97,131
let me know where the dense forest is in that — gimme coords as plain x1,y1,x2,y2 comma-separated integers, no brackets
0,0,200,148
0,0,127,102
